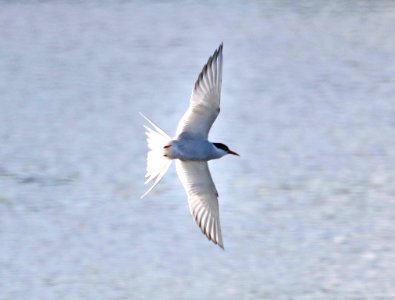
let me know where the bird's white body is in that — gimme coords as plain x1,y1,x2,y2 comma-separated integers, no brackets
141,44,238,249
165,139,227,161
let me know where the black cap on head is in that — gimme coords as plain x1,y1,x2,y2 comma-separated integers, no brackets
213,143,229,152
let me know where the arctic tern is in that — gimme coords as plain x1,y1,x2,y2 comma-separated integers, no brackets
140,43,238,249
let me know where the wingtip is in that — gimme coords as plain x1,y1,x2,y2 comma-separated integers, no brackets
216,42,223,56
206,233,225,250
215,42,223,56
193,43,224,92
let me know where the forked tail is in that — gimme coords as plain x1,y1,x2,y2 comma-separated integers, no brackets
140,113,172,198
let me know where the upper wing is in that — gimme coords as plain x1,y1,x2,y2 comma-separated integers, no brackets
176,43,223,139
175,160,224,248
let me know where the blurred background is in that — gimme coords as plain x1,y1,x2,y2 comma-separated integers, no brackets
1,1,395,299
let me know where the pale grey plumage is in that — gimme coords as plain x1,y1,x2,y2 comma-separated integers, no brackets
176,160,223,248
141,43,237,249
176,43,223,139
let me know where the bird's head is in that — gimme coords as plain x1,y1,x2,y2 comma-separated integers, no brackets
213,143,240,157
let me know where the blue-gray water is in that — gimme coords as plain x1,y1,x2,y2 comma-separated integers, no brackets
1,2,395,299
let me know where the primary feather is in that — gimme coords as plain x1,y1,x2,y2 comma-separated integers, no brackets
176,43,223,139
176,160,224,248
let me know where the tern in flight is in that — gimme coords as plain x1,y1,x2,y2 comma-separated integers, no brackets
140,43,239,249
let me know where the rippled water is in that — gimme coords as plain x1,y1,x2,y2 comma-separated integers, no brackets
1,2,395,299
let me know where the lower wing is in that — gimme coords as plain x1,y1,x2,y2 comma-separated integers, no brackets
176,160,224,248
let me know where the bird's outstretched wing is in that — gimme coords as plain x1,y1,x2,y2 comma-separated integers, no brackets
175,160,224,248
176,43,223,139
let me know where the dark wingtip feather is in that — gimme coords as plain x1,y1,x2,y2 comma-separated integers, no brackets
193,209,224,249
193,43,223,91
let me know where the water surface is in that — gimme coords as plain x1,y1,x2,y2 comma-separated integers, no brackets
1,2,395,299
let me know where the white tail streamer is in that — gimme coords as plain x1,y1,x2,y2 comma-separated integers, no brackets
140,113,172,198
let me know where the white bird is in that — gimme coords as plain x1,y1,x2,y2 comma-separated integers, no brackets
140,43,238,249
